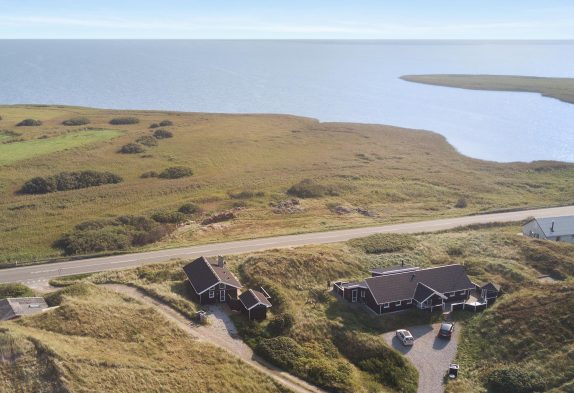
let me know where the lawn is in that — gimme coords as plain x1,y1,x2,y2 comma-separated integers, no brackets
0,129,122,166
1,104,574,264
0,283,289,393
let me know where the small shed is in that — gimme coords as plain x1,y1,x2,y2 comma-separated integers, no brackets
523,216,574,243
239,289,272,321
0,297,49,321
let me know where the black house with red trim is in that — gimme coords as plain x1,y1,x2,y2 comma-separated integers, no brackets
334,264,483,315
183,256,242,305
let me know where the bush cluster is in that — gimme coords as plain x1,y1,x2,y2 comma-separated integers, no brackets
55,215,173,255
455,197,468,208
267,313,295,336
158,166,193,179
119,143,145,154
16,118,42,127
151,210,187,224
153,129,173,139
109,117,139,125
140,171,159,178
20,171,123,194
332,330,417,393
178,203,201,215
136,135,158,147
486,366,546,393
348,233,416,254
229,190,265,199
287,179,338,198
0,283,34,300
62,117,90,126
159,120,173,127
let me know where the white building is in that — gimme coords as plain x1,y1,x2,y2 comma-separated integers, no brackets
522,216,574,244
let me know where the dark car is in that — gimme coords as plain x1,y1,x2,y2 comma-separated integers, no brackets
438,322,454,338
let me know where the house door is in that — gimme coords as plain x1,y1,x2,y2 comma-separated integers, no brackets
220,290,226,302
351,289,358,303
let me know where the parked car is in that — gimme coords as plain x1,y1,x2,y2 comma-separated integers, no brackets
438,322,454,338
395,329,414,346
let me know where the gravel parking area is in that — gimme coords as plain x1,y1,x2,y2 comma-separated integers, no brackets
383,323,460,393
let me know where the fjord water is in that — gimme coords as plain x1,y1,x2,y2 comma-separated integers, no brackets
1,40,573,162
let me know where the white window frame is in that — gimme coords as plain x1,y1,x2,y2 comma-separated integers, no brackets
219,283,225,289
407,299,412,304
219,290,226,302
351,289,358,303
208,289,215,299
459,290,466,295
383,303,390,308
361,291,366,298
395,301,401,306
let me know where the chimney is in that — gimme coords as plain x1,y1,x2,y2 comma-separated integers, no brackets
217,255,225,268
410,274,415,281
401,261,404,267
551,221,555,232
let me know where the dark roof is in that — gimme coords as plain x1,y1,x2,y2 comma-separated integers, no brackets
529,216,574,237
479,282,501,292
413,283,435,302
369,265,418,276
0,297,49,321
365,264,474,304
239,289,272,310
182,257,241,294
339,280,367,289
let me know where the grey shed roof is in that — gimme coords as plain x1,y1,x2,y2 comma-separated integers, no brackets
239,289,272,310
0,297,49,321
369,265,418,276
530,216,574,238
365,264,474,305
182,256,242,295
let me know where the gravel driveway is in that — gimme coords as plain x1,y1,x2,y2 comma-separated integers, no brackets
383,323,460,393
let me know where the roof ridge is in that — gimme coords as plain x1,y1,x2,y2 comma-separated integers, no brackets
202,256,223,284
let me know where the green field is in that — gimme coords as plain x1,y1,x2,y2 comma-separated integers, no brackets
1,105,574,264
0,129,122,166
401,74,574,105
48,224,574,393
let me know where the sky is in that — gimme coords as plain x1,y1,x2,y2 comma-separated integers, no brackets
1,0,573,39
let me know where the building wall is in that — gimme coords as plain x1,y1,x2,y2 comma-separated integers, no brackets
190,282,239,305
246,305,268,321
379,299,415,314
342,287,367,303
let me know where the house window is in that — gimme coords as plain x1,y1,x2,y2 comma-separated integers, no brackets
407,299,412,304
219,283,225,289
209,289,215,298
395,301,401,306
448,292,454,297
459,290,466,295
383,303,390,308
361,291,366,298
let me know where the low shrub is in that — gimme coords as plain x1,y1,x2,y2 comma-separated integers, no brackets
141,171,159,178
229,190,264,199
267,313,295,336
178,203,201,215
119,143,145,154
255,336,304,371
455,197,468,208
201,211,235,225
158,166,193,179
151,211,187,224
287,179,337,198
109,117,139,125
16,119,42,127
348,233,416,254
149,123,160,129
62,117,90,126
153,129,173,139
136,135,158,147
486,366,546,393
159,120,173,127
20,171,122,194
0,283,34,300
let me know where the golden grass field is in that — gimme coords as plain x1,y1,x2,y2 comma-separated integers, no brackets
1,104,574,264
0,283,289,393
401,74,574,105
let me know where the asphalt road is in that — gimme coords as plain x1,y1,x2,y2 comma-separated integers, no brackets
1,205,573,287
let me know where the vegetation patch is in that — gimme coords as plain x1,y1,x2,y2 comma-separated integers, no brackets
151,210,188,224
287,179,338,198
159,120,173,127
0,283,34,299
153,129,173,139
178,203,201,215
109,117,139,125
136,135,158,147
16,119,42,127
158,166,193,179
20,170,122,194
118,142,145,154
348,233,416,254
62,117,90,126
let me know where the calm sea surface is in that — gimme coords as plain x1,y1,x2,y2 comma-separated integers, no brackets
1,40,573,162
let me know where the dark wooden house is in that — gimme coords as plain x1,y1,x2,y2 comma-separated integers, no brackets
183,256,242,305
238,289,272,320
334,264,482,315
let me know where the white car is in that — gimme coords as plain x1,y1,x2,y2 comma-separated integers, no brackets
395,329,414,346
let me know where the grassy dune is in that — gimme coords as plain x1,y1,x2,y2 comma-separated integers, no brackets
78,224,574,392
401,74,574,105
1,105,574,264
0,283,289,393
